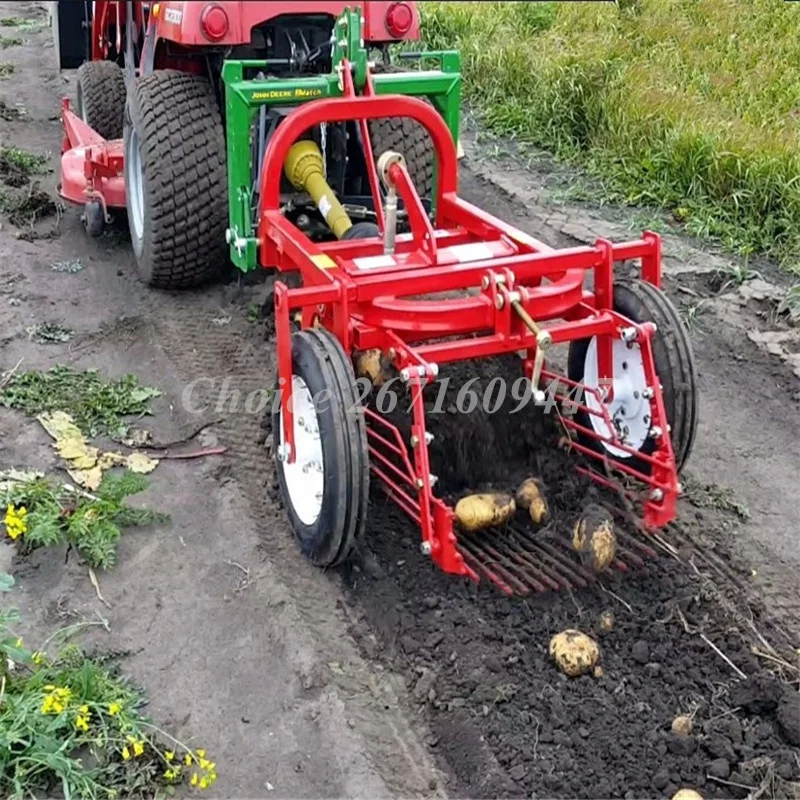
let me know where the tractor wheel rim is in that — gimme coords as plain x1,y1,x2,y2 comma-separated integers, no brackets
279,375,324,526
583,336,650,458
126,128,145,242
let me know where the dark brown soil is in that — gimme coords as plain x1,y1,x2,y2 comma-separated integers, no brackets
344,357,800,800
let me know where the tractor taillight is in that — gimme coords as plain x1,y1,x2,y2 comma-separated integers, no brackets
200,4,229,41
385,2,413,38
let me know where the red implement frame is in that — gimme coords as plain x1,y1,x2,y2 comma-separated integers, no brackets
58,99,125,216
261,61,677,595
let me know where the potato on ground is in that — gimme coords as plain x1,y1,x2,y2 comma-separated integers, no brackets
572,503,617,572
515,477,549,525
454,493,516,532
549,629,600,677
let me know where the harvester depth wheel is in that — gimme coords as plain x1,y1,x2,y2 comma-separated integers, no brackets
76,61,125,141
368,66,435,198
567,279,698,472
274,329,369,567
124,71,228,289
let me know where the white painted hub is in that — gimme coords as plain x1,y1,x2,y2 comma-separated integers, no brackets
279,375,324,525
583,336,651,458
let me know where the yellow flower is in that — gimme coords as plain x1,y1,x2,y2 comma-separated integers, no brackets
191,774,198,787
185,754,193,766
199,777,209,789
32,651,44,665
122,746,131,761
41,685,72,715
164,768,179,781
75,716,89,732
133,740,144,757
196,749,205,758
4,504,28,541
15,637,22,648
199,757,210,770
165,751,175,762
108,702,121,716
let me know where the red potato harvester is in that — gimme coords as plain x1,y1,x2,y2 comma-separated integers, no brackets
52,1,698,595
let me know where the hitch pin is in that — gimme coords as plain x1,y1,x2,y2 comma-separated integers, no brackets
511,298,552,404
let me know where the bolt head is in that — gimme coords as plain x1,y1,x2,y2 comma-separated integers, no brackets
400,368,410,382
650,488,664,502
420,541,432,556
495,295,505,311
424,432,434,445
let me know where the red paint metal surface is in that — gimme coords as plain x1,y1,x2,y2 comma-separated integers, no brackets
89,0,420,55
260,75,677,595
58,101,125,209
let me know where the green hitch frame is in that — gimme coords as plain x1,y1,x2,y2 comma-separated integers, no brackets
220,7,461,272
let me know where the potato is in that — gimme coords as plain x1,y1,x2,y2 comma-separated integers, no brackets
672,790,703,800
572,504,617,573
598,610,616,634
454,493,516,532
515,478,549,525
354,348,391,387
671,714,693,737
549,629,600,678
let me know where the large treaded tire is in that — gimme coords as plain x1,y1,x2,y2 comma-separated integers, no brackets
568,279,698,473
124,70,228,289
368,66,435,198
76,61,125,141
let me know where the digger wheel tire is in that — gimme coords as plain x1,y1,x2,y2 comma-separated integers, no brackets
76,61,125,141
368,66,435,198
274,328,369,567
567,279,698,473
124,70,228,289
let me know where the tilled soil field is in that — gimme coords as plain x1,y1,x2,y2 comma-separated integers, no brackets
1,3,799,798
341,359,800,800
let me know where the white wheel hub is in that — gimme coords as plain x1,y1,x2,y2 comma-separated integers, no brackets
583,336,651,458
279,375,324,525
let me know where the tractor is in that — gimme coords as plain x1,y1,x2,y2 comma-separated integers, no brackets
53,1,698,596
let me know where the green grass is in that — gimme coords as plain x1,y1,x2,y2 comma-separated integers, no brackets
421,0,800,275
0,573,217,798
0,366,161,438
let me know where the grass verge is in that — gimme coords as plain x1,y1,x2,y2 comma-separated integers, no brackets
0,573,217,798
421,0,800,276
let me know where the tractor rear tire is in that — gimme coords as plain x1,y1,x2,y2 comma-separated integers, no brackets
368,66,435,198
76,61,125,141
124,70,228,289
567,279,698,473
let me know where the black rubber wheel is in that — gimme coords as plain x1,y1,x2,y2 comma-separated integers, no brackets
567,279,698,473
76,61,125,141
82,200,104,237
124,70,228,289
369,66,435,198
274,329,369,567
342,221,380,240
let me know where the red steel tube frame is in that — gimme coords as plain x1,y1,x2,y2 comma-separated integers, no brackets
260,79,675,586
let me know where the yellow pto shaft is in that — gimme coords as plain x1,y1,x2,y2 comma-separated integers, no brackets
284,141,353,239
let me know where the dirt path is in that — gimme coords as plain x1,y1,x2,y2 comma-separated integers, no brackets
0,5,798,800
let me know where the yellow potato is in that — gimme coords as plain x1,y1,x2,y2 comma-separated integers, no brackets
515,478,549,525
672,791,703,800
549,629,600,678
572,504,617,573
454,493,516,532
354,349,392,387
671,714,693,737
